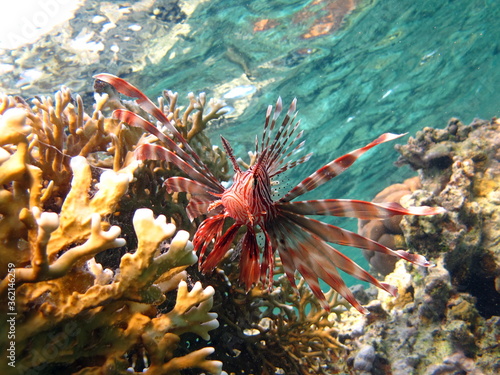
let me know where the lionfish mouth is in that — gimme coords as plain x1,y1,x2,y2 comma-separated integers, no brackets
94,73,446,314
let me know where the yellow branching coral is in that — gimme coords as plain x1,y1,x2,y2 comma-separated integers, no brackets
0,86,221,374
46,156,131,256
1,199,221,373
0,86,141,213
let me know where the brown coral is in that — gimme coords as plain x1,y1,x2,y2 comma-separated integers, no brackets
359,176,422,275
195,257,351,375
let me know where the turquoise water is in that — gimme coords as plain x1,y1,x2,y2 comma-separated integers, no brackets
140,0,500,199
136,0,500,279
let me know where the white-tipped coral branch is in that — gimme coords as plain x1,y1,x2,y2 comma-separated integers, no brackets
0,88,222,374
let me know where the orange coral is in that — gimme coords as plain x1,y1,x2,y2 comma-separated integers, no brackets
294,0,357,39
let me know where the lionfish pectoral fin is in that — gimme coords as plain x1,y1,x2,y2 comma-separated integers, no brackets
381,202,447,216
193,214,226,264
281,211,434,269
296,264,332,311
260,229,275,291
94,73,144,98
278,199,445,219
186,201,208,221
280,133,408,203
306,262,369,314
239,228,260,291
113,109,168,144
165,176,219,196
272,216,374,314
96,73,225,193
94,73,173,131
200,222,242,274
380,282,398,297
137,145,223,192
395,250,434,267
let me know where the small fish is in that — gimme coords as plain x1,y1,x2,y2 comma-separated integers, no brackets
225,46,253,79
94,74,445,314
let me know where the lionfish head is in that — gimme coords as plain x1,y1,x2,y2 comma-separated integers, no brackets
219,135,274,227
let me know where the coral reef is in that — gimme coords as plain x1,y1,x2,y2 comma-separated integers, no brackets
339,260,499,375
0,86,222,374
396,117,500,318
198,258,351,375
341,117,500,374
4,73,497,374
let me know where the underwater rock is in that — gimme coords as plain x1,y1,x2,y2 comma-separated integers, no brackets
0,0,197,100
353,344,376,372
396,117,500,318
339,260,500,374
340,117,500,375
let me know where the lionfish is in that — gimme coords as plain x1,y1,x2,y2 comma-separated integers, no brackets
95,74,445,314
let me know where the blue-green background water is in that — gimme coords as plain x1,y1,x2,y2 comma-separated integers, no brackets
134,0,500,283
4,0,492,286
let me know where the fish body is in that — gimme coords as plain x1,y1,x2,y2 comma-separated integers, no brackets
94,73,445,314
220,166,274,226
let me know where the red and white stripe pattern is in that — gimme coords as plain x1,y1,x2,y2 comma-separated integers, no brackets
95,74,446,314
277,199,444,219
280,133,405,202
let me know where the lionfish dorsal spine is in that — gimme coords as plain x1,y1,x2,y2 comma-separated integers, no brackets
221,136,241,173
261,97,282,151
